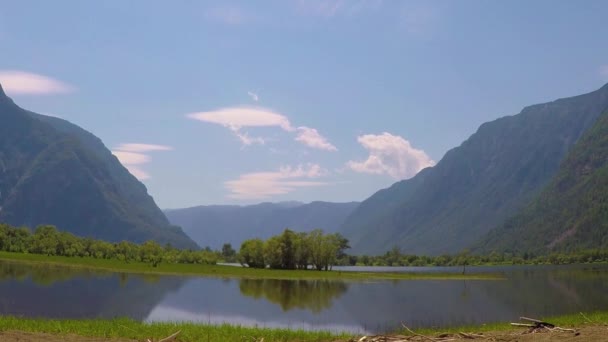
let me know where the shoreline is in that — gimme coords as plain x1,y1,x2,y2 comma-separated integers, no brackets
0,312,606,342
0,251,501,281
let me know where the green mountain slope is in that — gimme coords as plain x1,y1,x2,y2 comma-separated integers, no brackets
478,108,608,254
340,83,608,255
165,201,359,249
0,83,198,249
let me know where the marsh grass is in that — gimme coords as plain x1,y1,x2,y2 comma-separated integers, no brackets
0,251,500,281
0,316,353,341
410,311,608,335
1,312,606,341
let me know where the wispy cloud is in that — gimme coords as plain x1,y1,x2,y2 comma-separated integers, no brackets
114,143,173,153
247,91,259,102
399,3,441,37
296,126,338,151
347,132,434,179
0,70,74,95
112,143,172,180
600,65,608,79
297,0,382,18
187,106,293,146
205,6,250,25
188,106,294,131
187,106,337,151
225,164,329,200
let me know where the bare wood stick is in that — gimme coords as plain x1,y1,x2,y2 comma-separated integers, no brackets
158,330,181,342
580,312,595,324
519,317,546,324
510,323,535,327
400,323,438,341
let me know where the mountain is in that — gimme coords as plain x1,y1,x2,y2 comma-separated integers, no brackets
165,201,360,249
477,108,608,254
0,83,198,249
340,83,608,256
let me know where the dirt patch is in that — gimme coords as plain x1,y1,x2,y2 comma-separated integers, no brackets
349,325,608,342
0,330,136,342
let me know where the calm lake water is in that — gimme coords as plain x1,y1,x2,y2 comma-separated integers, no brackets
0,261,607,334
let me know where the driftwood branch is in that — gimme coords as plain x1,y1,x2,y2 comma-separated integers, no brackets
511,317,578,335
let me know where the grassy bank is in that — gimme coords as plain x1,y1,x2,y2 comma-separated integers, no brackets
0,316,352,341
415,311,608,334
0,312,606,342
0,251,500,280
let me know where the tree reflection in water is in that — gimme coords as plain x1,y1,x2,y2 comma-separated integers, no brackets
239,279,348,313
0,261,113,286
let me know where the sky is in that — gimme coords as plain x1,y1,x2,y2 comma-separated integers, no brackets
1,0,607,209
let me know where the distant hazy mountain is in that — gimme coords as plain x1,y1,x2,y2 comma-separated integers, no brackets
0,83,198,249
340,83,608,256
478,108,608,254
165,201,360,249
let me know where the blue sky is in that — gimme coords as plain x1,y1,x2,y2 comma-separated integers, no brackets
1,0,607,209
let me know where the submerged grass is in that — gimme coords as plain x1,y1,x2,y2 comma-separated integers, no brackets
0,316,353,341
0,251,500,281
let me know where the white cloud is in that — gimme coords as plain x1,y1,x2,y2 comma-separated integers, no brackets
234,131,266,146
123,165,150,181
297,0,382,18
295,126,338,151
187,106,294,131
247,91,259,102
114,143,173,153
112,143,172,181
225,164,329,200
347,132,434,179
205,6,250,25
600,65,608,79
112,151,150,165
0,70,74,95
188,106,338,151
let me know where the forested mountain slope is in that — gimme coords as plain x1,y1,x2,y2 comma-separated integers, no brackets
478,108,608,254
340,83,608,255
0,83,198,249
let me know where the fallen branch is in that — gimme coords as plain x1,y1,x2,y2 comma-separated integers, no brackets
147,330,181,342
510,317,577,335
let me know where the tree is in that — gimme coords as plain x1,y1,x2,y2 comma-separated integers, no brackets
221,243,237,262
140,241,163,267
238,239,265,268
264,236,283,269
29,225,60,256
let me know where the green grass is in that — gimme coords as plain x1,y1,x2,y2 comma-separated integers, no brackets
0,251,500,281
0,316,353,341
0,312,606,341
410,311,608,335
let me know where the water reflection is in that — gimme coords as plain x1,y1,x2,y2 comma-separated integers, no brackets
239,279,348,313
0,261,112,286
0,261,185,320
1,261,608,334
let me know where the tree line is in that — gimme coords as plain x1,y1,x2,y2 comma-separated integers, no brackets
237,229,350,270
0,224,217,267
354,247,608,267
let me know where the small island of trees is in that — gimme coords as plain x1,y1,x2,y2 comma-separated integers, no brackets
237,229,350,271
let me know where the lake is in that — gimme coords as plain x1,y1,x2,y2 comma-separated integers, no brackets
0,261,606,334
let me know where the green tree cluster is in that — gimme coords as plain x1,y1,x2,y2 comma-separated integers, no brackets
355,248,608,267
237,229,350,271
0,223,217,267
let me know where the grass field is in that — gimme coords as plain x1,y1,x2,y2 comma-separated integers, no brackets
0,312,606,342
0,316,352,341
0,251,500,281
